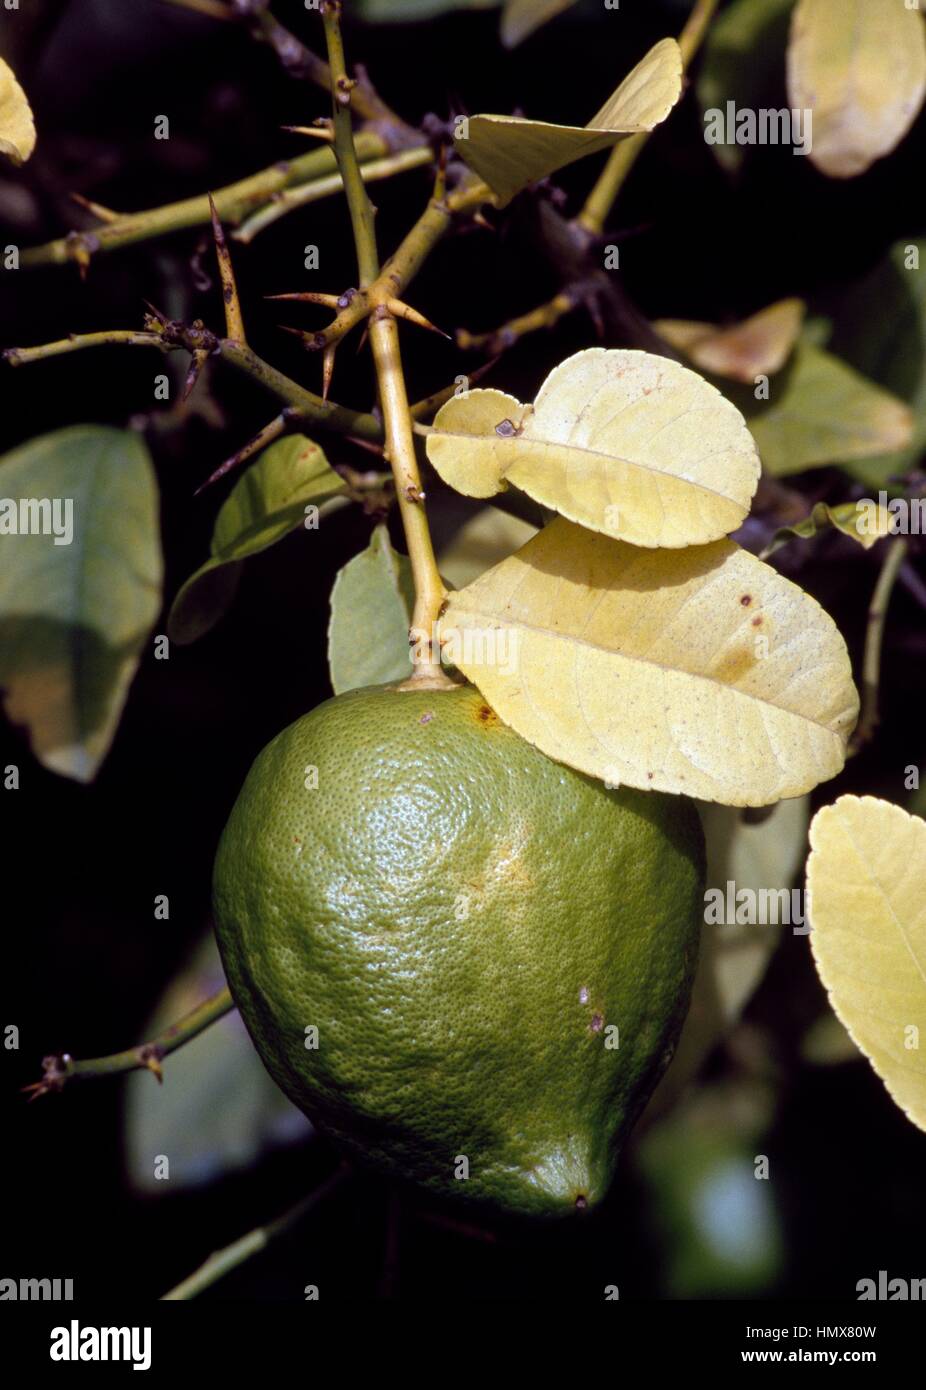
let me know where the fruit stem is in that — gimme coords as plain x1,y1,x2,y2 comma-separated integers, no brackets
322,0,451,685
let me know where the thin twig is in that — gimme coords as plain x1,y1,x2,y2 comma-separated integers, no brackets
578,0,722,235
408,354,500,419
4,329,383,442
195,409,297,494
850,538,908,754
322,0,449,684
160,1165,352,1300
21,133,392,269
234,146,433,243
457,290,578,354
22,988,235,1098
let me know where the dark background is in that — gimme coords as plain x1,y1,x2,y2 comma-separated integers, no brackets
2,0,925,1300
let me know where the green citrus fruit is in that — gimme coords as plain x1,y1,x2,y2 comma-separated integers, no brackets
213,680,704,1217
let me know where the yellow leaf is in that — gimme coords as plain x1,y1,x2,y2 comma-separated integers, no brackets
787,0,926,179
0,56,36,167
500,0,579,48
806,796,926,1131
426,349,760,549
440,517,858,806
455,38,682,205
655,299,805,383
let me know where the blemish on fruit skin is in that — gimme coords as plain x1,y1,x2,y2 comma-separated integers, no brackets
575,1194,588,1211
740,593,753,606
419,711,434,725
590,1012,604,1033
476,703,498,728
752,615,763,627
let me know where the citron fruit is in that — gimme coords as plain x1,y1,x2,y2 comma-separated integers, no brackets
213,680,705,1217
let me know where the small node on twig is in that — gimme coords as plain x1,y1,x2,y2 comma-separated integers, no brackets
65,230,100,281
405,484,426,504
138,1045,165,1084
335,75,356,107
21,1054,73,1102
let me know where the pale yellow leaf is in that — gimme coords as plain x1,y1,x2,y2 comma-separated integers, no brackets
0,56,36,167
427,349,760,549
440,517,858,806
456,38,682,205
807,795,926,1131
787,0,926,178
655,299,805,383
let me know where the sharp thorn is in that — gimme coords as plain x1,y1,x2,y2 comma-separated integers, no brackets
322,344,336,401
69,192,120,223
386,298,451,339
209,192,246,343
182,348,210,401
280,123,336,143
277,324,313,345
265,292,341,308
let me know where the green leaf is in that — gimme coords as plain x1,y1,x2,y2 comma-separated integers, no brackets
354,0,499,19
0,425,162,782
743,342,914,476
801,1011,861,1066
438,506,538,590
828,240,926,488
168,435,344,645
327,525,415,695
456,38,682,205
647,795,810,1122
760,500,892,560
125,934,311,1194
697,0,796,173
500,0,579,48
